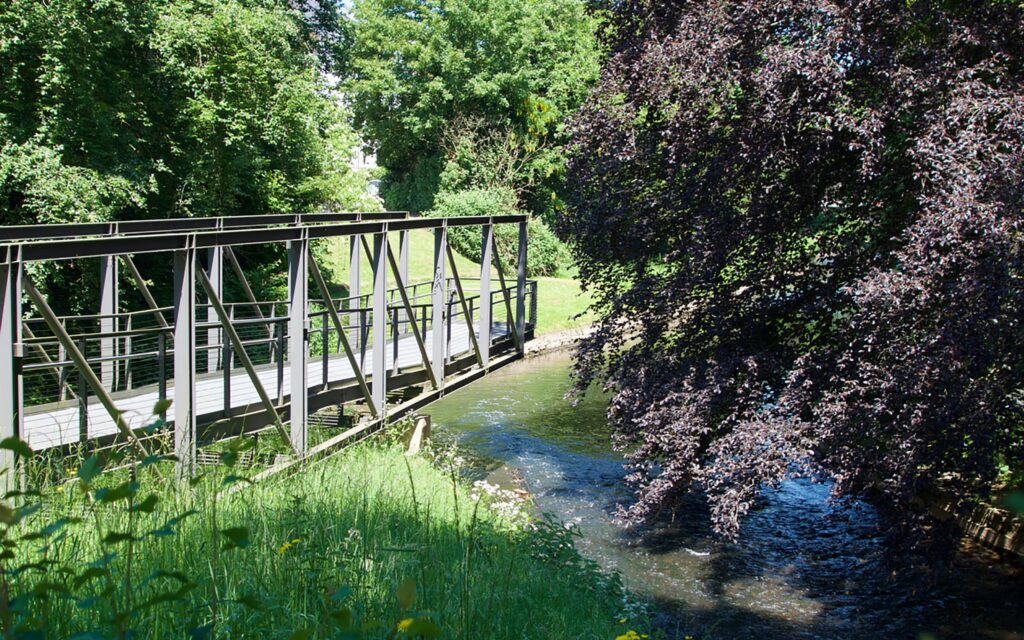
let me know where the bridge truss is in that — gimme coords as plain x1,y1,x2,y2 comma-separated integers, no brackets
0,213,535,482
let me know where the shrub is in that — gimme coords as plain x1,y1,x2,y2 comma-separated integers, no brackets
428,188,569,277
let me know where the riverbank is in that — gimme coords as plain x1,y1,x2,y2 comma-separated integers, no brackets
426,350,1024,639
13,440,652,639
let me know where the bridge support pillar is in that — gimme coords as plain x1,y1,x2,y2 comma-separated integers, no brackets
100,254,118,390
0,249,22,492
205,246,223,373
288,235,309,456
372,231,388,414
349,234,361,349
479,222,493,366
516,220,527,352
432,226,447,388
173,244,197,478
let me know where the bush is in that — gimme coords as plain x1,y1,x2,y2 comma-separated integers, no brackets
428,187,569,277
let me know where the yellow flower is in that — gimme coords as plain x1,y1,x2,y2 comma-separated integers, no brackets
276,538,302,554
614,632,641,640
618,619,626,624
397,618,414,632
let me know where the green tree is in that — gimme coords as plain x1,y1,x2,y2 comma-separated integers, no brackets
1,0,370,226
1,0,370,313
152,0,366,217
0,0,163,223
346,0,601,217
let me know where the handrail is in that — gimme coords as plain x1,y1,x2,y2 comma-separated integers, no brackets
0,211,412,243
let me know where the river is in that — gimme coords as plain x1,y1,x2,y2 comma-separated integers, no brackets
425,351,1024,639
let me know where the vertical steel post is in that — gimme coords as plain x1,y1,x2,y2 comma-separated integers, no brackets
479,222,493,366
173,244,197,479
0,250,22,491
349,234,361,347
288,235,309,456
99,254,118,389
58,343,67,401
371,231,387,415
77,337,88,443
391,307,399,374
516,220,527,351
321,314,329,391
223,329,232,416
398,229,410,326
446,291,454,362
399,230,410,288
432,227,447,387
124,315,133,389
276,321,285,404
206,246,223,373
157,332,167,420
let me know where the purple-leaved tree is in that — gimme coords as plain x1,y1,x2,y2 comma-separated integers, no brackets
558,0,1024,546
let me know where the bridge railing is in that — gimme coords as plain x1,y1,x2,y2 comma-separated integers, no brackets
18,277,537,406
2,213,535,480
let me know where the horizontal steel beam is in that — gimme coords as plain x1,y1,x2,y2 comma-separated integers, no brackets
8,215,530,263
0,211,411,242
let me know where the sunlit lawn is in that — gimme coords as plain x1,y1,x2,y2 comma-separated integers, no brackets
319,230,592,335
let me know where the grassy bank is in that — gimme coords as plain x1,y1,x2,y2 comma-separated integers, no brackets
4,439,649,639
321,231,592,335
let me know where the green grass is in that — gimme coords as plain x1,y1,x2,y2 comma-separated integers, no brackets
6,439,651,639
534,276,594,335
318,230,592,335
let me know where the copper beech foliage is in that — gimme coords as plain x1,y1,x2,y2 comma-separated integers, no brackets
558,0,1024,543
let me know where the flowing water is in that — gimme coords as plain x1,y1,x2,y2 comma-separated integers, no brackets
425,351,1024,639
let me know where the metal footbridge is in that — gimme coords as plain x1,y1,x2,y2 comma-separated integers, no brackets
0,213,535,480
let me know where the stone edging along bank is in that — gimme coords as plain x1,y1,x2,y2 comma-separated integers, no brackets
928,493,1024,556
525,324,595,358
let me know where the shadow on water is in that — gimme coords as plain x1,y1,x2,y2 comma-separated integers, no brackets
426,351,1024,640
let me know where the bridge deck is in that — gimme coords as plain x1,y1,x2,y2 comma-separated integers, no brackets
24,319,507,450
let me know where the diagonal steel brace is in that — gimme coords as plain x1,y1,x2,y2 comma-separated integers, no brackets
22,274,153,460
196,265,297,455
445,244,484,367
386,243,438,389
307,255,379,417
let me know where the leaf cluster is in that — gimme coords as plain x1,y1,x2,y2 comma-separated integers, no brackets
560,0,1024,548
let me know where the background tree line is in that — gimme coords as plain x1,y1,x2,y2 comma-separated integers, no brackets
2,0,605,309
344,0,603,276
1,0,374,312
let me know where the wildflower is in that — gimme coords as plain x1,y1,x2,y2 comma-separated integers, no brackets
615,632,641,640
397,618,414,632
277,538,302,554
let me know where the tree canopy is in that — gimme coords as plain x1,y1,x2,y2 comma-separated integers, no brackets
1,0,370,226
558,0,1024,545
346,0,601,216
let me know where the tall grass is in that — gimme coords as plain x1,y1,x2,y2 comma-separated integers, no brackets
1,435,652,639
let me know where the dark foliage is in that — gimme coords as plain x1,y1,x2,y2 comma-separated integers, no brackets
558,0,1024,544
